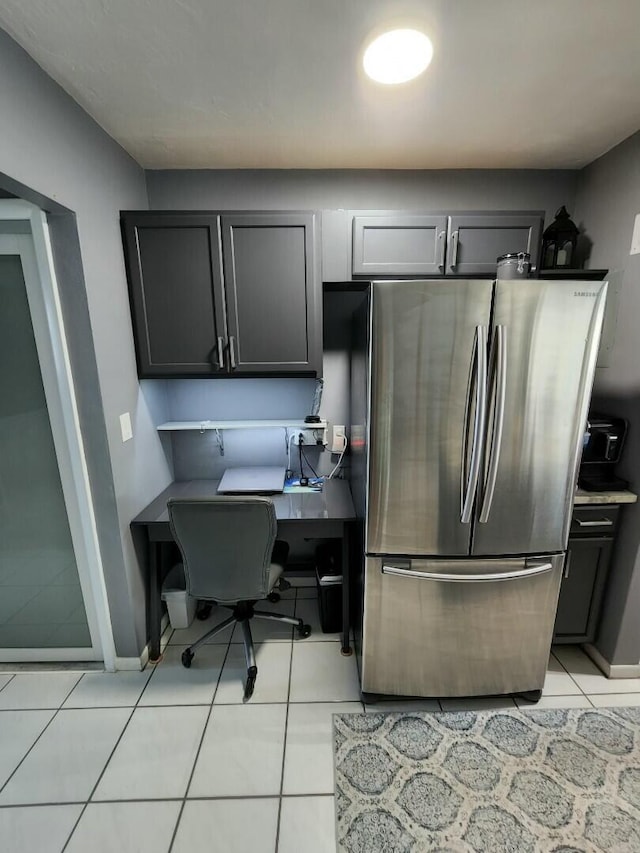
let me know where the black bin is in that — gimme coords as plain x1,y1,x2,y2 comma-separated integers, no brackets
315,542,342,633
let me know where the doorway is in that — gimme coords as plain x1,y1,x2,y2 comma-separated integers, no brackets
0,202,113,664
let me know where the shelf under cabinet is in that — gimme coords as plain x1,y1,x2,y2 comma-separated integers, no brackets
157,419,327,432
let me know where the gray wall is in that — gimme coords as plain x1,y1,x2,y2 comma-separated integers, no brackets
146,168,579,482
146,169,578,216
0,30,170,657
573,130,640,666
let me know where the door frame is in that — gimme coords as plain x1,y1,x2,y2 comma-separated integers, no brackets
0,200,116,667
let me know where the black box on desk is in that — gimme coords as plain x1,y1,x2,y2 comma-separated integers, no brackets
315,542,342,633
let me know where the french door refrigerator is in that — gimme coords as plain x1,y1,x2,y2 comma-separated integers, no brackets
354,278,607,699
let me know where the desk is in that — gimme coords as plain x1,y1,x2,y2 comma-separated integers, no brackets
131,479,357,661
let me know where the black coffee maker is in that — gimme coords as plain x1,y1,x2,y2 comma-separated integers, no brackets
578,413,629,491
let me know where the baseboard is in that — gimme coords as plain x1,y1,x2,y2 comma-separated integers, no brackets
584,643,640,678
115,615,170,671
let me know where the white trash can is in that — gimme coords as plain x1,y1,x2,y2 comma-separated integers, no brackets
161,564,197,629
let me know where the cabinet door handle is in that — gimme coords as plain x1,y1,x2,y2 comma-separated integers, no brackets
437,230,446,269
450,229,459,269
229,336,237,369
217,336,225,370
574,518,613,527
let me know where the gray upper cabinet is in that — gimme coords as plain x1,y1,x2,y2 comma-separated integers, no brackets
331,210,544,282
445,214,542,276
122,214,226,377
221,213,321,375
352,214,447,276
122,211,321,378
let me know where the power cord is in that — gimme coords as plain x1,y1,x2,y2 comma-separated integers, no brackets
328,433,348,479
301,444,319,478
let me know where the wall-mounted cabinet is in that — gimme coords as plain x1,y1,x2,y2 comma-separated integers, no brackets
445,214,542,276
122,211,322,378
322,209,543,282
352,214,447,276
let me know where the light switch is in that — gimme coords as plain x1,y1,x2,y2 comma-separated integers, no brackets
120,412,133,442
630,213,640,255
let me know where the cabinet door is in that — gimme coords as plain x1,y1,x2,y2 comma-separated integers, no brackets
122,214,226,377
221,213,321,375
352,214,447,276
553,536,613,643
445,214,542,276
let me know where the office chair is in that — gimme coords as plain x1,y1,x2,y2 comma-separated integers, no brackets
167,496,312,702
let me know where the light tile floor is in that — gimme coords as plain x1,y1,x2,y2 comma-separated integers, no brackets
2,585,640,851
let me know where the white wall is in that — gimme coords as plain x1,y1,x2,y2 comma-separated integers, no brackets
0,30,171,656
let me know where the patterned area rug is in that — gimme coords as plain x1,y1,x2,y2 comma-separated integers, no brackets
333,707,640,852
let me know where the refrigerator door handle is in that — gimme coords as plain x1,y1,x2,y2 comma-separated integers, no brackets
479,324,507,524
461,325,488,524
382,561,554,583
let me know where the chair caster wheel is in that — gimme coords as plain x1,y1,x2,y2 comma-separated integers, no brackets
181,649,194,668
267,592,281,603
297,624,312,639
243,666,257,703
196,603,213,620
278,579,292,591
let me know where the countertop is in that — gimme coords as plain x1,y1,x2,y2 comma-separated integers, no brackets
574,489,637,505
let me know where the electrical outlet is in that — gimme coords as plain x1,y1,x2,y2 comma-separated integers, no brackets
332,425,346,453
297,427,327,446
120,412,133,442
630,213,640,255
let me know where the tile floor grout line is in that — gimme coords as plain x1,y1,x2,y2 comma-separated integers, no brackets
0,697,373,713
0,674,16,693
0,673,84,798
167,626,234,853
59,703,139,852
552,648,588,695
274,588,297,853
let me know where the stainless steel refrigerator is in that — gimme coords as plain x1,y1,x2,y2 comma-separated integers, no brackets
351,278,607,699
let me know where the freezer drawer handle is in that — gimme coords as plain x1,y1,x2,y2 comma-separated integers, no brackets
381,561,554,583
479,324,507,524
460,325,488,523
574,517,614,527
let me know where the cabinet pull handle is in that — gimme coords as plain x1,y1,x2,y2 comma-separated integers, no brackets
574,518,613,527
563,551,571,579
229,336,237,369
217,336,225,370
450,229,459,269
437,230,446,269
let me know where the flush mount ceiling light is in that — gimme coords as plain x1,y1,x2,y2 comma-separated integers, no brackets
363,28,433,84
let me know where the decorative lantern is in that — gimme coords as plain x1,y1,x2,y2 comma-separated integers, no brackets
541,206,579,269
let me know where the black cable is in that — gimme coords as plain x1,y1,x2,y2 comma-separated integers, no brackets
300,444,319,477
298,438,304,478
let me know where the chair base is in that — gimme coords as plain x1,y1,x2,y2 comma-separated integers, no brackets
179,599,311,701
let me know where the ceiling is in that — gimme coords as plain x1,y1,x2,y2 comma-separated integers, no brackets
2,0,640,170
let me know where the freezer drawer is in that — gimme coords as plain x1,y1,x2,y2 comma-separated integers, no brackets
361,554,563,698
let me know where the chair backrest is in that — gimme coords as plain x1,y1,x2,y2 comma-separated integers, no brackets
167,496,277,604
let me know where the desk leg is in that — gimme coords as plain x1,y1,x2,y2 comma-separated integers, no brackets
341,523,352,656
149,541,163,663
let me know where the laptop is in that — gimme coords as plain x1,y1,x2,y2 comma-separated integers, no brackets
217,466,286,495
